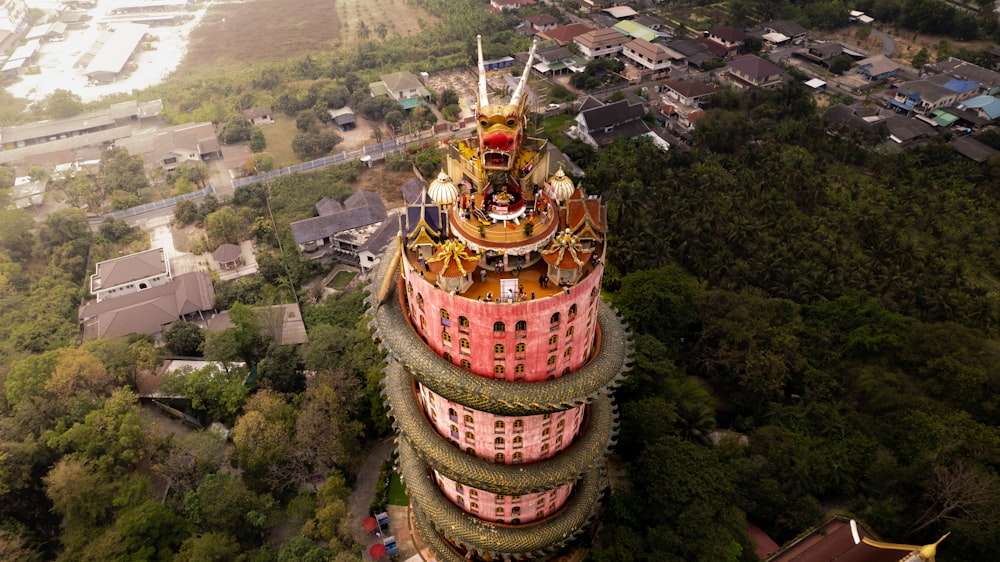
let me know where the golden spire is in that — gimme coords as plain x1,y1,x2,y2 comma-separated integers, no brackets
850,520,949,562
427,239,480,277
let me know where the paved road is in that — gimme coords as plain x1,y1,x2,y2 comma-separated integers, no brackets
871,29,896,56
349,437,398,544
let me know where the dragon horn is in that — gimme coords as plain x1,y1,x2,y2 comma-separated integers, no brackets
477,35,489,108
510,40,537,107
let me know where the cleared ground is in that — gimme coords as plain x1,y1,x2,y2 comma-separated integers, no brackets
178,0,437,75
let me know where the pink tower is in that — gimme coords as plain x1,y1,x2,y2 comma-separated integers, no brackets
369,37,631,561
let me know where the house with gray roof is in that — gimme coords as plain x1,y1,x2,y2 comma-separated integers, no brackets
79,271,214,341
370,71,431,110
290,190,390,264
889,80,957,115
952,136,998,162
571,98,649,149
926,57,1000,92
116,121,221,171
91,247,171,302
725,54,788,89
855,54,900,81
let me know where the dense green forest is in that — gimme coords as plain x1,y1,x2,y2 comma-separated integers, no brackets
585,83,1000,561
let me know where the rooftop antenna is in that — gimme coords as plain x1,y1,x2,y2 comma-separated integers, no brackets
510,40,537,108
477,35,489,108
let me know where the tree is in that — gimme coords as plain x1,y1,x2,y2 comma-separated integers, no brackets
230,390,295,489
4,349,61,407
249,127,267,152
218,116,253,144
165,320,205,356
0,208,35,261
175,199,200,225
99,147,150,195
160,364,249,424
44,458,116,552
439,88,459,108
175,532,242,562
184,473,271,544
110,500,189,561
45,347,113,400
612,266,702,356
829,54,855,75
278,537,328,562
42,89,84,119
52,388,145,472
912,47,931,68
205,206,243,247
258,344,303,394
295,111,315,132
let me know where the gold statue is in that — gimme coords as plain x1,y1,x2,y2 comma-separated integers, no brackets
850,520,949,562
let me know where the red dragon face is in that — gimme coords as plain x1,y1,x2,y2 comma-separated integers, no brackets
477,104,522,170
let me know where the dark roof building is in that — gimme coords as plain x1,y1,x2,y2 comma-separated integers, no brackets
290,190,390,264
573,98,650,148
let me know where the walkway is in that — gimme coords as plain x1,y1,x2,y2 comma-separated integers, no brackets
349,438,399,558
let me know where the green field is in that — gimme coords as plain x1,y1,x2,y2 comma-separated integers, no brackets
387,472,408,506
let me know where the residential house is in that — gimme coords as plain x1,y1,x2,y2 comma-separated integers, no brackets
725,55,787,89
208,303,309,345
668,39,721,69
10,175,46,209
762,20,807,44
79,271,215,341
621,38,676,78
242,106,273,126
927,75,980,102
370,71,431,110
117,121,222,171
490,0,535,11
707,26,746,55
822,104,887,134
290,190,392,264
885,115,934,145
634,14,667,31
952,136,998,162
926,57,1000,93
612,20,658,42
524,14,558,33
574,27,629,61
602,6,638,20
955,94,1000,122
533,45,586,76
536,23,595,46
571,98,650,149
91,248,171,302
574,0,608,14
796,42,845,68
855,54,900,81
889,80,957,115
766,516,934,562
661,79,718,108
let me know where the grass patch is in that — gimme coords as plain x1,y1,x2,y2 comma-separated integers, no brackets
538,115,575,150
260,115,300,167
387,472,408,506
329,270,357,290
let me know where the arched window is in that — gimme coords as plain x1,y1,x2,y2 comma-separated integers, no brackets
513,452,523,463
493,321,505,334
495,420,505,431
495,452,505,462
542,427,550,437
464,414,474,424
536,511,545,519
536,497,545,506
466,447,475,455
495,437,505,448
417,294,424,310
548,334,558,346
494,343,505,355
450,425,459,438
460,338,470,350
514,419,524,430
512,506,521,515
441,309,450,320
407,282,413,294
556,435,563,446
515,320,527,332
471,502,479,510
568,304,577,318
449,408,458,421
550,312,560,325
420,316,426,329
461,359,471,370
444,352,452,363
443,331,452,343
465,431,475,441
541,443,549,452
457,496,465,507
515,342,526,354
515,364,525,373
495,507,505,515
513,436,523,448
563,346,572,358
494,364,505,375
557,420,565,429
459,316,470,331
547,355,556,366
566,326,574,338
470,489,478,497
456,483,464,493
